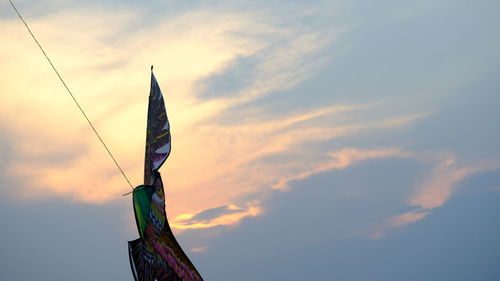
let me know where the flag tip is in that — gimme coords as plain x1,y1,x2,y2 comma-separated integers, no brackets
151,65,154,71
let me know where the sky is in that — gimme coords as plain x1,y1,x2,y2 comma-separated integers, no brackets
1,0,499,280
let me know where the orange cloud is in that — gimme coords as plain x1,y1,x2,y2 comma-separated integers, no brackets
273,147,411,190
190,247,208,254
171,203,262,231
409,154,471,209
1,3,351,216
387,211,429,228
370,153,500,238
2,2,448,236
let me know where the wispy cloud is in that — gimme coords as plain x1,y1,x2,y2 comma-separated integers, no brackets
2,1,446,235
165,146,418,232
370,153,500,238
409,154,471,210
273,147,411,190
190,246,208,254
171,203,261,230
0,1,348,209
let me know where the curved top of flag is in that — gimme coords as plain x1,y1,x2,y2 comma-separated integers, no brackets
144,71,171,185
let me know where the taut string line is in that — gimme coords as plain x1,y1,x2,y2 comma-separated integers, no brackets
8,0,134,189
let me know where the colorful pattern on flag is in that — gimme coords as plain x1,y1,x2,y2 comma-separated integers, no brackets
128,69,203,281
129,173,204,281
144,72,171,185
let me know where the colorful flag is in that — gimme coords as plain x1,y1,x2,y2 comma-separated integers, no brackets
128,69,203,281
144,69,171,185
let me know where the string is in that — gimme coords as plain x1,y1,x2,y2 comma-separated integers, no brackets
8,0,134,190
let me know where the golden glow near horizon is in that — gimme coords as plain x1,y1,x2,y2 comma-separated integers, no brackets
1,5,349,220
1,2,498,236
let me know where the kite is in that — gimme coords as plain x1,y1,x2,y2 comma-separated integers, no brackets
6,2,203,279
128,67,204,281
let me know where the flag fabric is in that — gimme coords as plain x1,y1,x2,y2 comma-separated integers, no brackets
129,172,203,281
128,238,142,279
144,70,171,185
128,69,203,281
132,185,155,239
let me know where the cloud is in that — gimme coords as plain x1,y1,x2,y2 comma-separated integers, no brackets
409,154,471,210
1,1,444,235
273,147,411,190
164,108,427,228
167,147,419,231
1,1,350,212
386,211,430,228
171,203,262,230
370,153,500,238
190,247,208,254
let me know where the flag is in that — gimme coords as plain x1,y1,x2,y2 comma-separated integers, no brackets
128,68,203,281
144,69,171,185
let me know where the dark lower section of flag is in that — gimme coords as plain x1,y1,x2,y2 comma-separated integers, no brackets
128,239,142,281
128,237,179,281
128,236,198,281
128,234,202,281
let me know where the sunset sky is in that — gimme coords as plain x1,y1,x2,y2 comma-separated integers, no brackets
1,0,499,280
